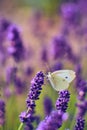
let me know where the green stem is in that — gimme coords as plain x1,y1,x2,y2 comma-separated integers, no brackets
69,108,77,130
18,123,23,130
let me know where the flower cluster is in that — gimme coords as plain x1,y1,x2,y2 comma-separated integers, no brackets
56,90,70,112
51,35,77,63
0,18,11,65
61,3,81,27
7,25,25,62
36,110,63,130
19,71,44,129
76,101,87,118
0,99,5,126
74,117,85,130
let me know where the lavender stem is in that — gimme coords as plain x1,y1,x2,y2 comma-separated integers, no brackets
18,123,23,130
70,107,77,130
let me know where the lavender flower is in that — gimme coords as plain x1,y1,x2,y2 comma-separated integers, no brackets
7,25,25,62
27,71,44,102
56,90,70,112
77,81,87,101
51,62,63,72
75,64,83,88
19,71,44,129
0,18,10,32
74,117,85,130
51,36,77,63
51,36,67,59
37,110,68,130
19,111,32,123
24,123,33,130
0,18,10,65
75,64,87,100
76,101,87,118
61,3,81,27
0,99,5,126
43,96,53,116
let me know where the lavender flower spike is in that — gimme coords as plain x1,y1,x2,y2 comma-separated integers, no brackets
19,71,44,125
74,117,85,130
37,110,68,130
56,90,70,112
26,71,44,108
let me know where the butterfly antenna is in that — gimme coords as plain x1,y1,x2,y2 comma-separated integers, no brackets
44,62,52,73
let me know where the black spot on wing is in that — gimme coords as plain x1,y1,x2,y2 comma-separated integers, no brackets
65,76,68,79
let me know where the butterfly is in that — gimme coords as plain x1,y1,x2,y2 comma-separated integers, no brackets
46,70,76,91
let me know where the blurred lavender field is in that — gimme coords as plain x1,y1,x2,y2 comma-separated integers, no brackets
0,0,87,130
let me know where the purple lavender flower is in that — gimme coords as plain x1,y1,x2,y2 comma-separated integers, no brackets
51,35,77,63
19,71,44,128
27,71,44,102
7,25,25,62
76,101,87,118
77,81,87,101
24,123,33,130
56,90,70,112
36,110,68,130
19,111,33,123
74,117,85,130
61,3,81,26
0,18,10,65
51,62,63,72
75,64,87,100
0,18,10,32
43,96,53,116
0,99,5,126
19,111,31,123
51,36,67,59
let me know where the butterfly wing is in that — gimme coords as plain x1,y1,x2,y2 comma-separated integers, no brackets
51,70,76,83
48,73,69,91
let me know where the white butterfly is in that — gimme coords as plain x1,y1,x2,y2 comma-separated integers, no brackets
47,70,76,91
